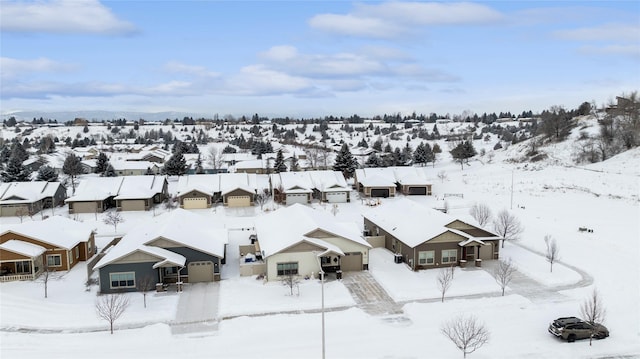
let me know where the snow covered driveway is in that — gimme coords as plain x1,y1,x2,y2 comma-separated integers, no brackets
170,282,220,335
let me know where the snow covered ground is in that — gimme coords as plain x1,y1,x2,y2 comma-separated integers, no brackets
1,139,639,358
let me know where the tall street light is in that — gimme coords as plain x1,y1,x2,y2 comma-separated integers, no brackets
314,252,326,359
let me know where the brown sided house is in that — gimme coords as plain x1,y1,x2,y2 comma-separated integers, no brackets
0,181,66,217
363,198,501,270
0,216,96,282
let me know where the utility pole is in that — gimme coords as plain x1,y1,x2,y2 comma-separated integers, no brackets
320,270,325,359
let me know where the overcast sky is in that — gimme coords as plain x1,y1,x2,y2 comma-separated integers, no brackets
1,0,639,118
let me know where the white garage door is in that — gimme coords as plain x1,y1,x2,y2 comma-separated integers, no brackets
326,192,347,203
183,197,207,209
228,195,251,207
286,193,308,205
341,252,362,272
188,261,214,282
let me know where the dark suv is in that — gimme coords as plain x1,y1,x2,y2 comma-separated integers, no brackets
548,317,609,342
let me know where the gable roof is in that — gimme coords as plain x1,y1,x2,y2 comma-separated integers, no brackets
0,239,47,258
94,209,227,269
219,172,257,195
363,198,491,248
176,174,220,196
307,170,349,192
114,176,166,200
1,216,94,250
255,204,370,257
0,181,64,204
66,177,124,202
354,168,396,187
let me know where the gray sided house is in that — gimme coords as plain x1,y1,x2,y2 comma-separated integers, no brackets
0,181,66,217
363,199,501,270
94,209,227,293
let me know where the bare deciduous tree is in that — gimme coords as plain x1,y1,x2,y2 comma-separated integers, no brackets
281,272,300,296
469,203,492,227
137,276,155,309
544,235,560,272
441,315,490,358
15,207,29,223
207,146,224,170
254,190,270,211
580,288,607,346
437,267,454,303
95,294,130,334
304,147,320,169
437,170,448,183
493,210,524,248
103,211,125,233
38,260,60,299
493,258,516,296
163,195,178,211
331,204,339,217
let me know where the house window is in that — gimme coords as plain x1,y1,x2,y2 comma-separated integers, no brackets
75,247,79,259
88,241,93,255
418,251,435,265
47,254,62,267
110,272,135,289
441,249,457,264
16,261,31,273
277,262,298,276
321,256,331,265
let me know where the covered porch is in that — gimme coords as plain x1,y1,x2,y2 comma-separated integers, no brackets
0,240,46,282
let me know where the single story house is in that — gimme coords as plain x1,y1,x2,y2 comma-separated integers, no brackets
114,176,169,211
66,177,125,214
354,168,397,198
307,170,351,203
219,173,257,207
392,167,433,196
254,204,371,281
0,216,96,281
94,209,228,293
363,198,501,271
271,172,314,205
0,181,67,217
176,174,220,209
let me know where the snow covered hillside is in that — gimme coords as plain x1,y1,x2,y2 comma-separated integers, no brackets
1,119,639,359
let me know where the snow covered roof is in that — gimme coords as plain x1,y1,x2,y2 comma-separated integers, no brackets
234,159,266,170
66,177,124,202
94,209,227,269
307,170,349,192
0,181,63,204
255,204,370,257
276,171,314,191
354,168,396,187
1,216,94,250
0,239,46,258
392,167,431,185
176,174,220,196
113,176,166,200
219,173,257,195
363,198,463,247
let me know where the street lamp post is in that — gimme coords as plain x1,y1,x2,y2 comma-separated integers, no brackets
320,269,325,359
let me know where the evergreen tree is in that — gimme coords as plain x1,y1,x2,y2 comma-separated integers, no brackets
392,147,402,166
10,142,29,163
384,143,393,153
432,124,440,139
102,163,117,177
425,143,435,166
290,154,300,172
333,143,357,179
401,143,413,164
372,138,383,152
96,152,109,174
366,153,382,167
1,155,31,182
36,165,58,182
0,146,11,165
162,151,187,176
413,142,427,166
450,140,477,170
274,149,287,173
62,153,84,193
195,154,204,174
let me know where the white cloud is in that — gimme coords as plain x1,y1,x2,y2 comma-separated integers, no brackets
578,44,640,59
163,61,220,78
224,65,314,96
554,23,640,43
309,2,503,38
1,0,136,35
0,57,77,80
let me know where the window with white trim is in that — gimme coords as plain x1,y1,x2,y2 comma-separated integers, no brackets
277,262,298,276
47,254,61,267
16,261,31,273
441,249,457,264
109,272,135,289
75,247,79,259
418,251,435,265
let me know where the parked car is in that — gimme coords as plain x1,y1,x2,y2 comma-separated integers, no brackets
548,317,609,342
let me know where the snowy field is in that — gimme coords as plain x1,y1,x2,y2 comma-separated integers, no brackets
1,143,639,358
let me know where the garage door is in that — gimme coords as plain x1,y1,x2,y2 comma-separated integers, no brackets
227,195,251,207
72,201,98,213
0,205,28,217
326,192,347,203
341,252,362,272
188,261,214,282
183,197,207,209
408,187,427,195
120,200,146,211
370,188,390,198
286,193,308,205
